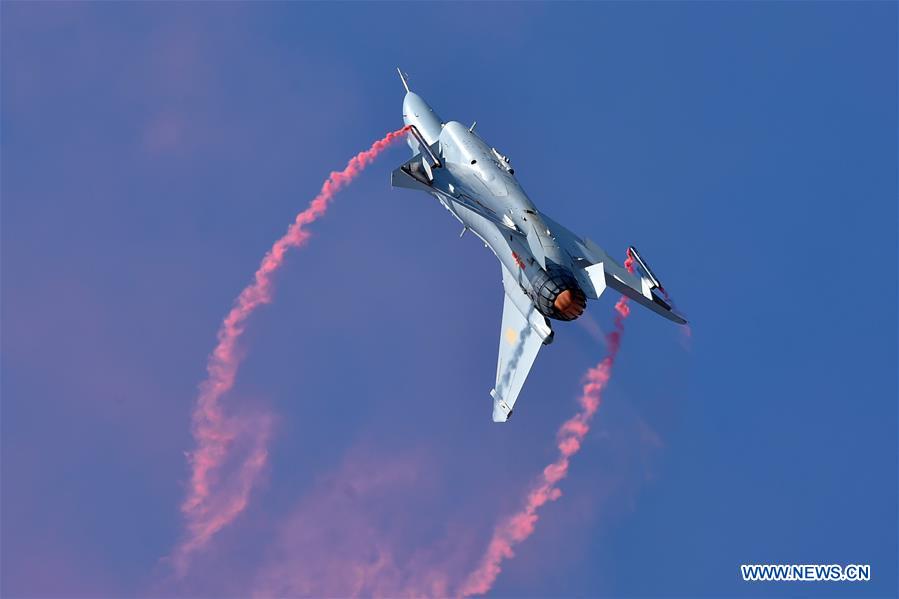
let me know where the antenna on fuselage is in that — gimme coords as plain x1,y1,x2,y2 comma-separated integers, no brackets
396,67,411,93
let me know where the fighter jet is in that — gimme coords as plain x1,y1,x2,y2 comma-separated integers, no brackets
390,69,686,422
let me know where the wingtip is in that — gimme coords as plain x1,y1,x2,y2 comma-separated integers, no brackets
490,388,513,422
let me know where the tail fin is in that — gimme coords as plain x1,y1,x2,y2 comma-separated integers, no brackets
538,211,687,325
601,247,686,324
627,246,661,290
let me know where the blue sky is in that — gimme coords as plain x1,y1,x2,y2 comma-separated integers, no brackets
2,2,896,597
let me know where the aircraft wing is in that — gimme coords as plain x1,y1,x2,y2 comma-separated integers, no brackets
491,265,554,422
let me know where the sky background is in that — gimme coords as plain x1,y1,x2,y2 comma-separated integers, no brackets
2,2,897,598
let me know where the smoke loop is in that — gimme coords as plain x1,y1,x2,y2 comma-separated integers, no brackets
170,127,410,575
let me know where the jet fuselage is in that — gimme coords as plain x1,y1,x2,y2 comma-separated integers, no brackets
403,92,587,321
392,74,685,421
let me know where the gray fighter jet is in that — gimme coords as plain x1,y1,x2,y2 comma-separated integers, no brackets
390,69,686,422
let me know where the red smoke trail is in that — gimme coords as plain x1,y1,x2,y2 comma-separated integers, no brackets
171,126,410,575
459,255,636,597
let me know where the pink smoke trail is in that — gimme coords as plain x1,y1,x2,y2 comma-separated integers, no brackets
459,255,636,597
171,126,410,575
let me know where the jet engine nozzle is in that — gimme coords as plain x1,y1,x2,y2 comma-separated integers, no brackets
554,289,587,320
531,267,587,321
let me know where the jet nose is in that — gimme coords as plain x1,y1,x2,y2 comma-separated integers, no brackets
402,92,443,145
